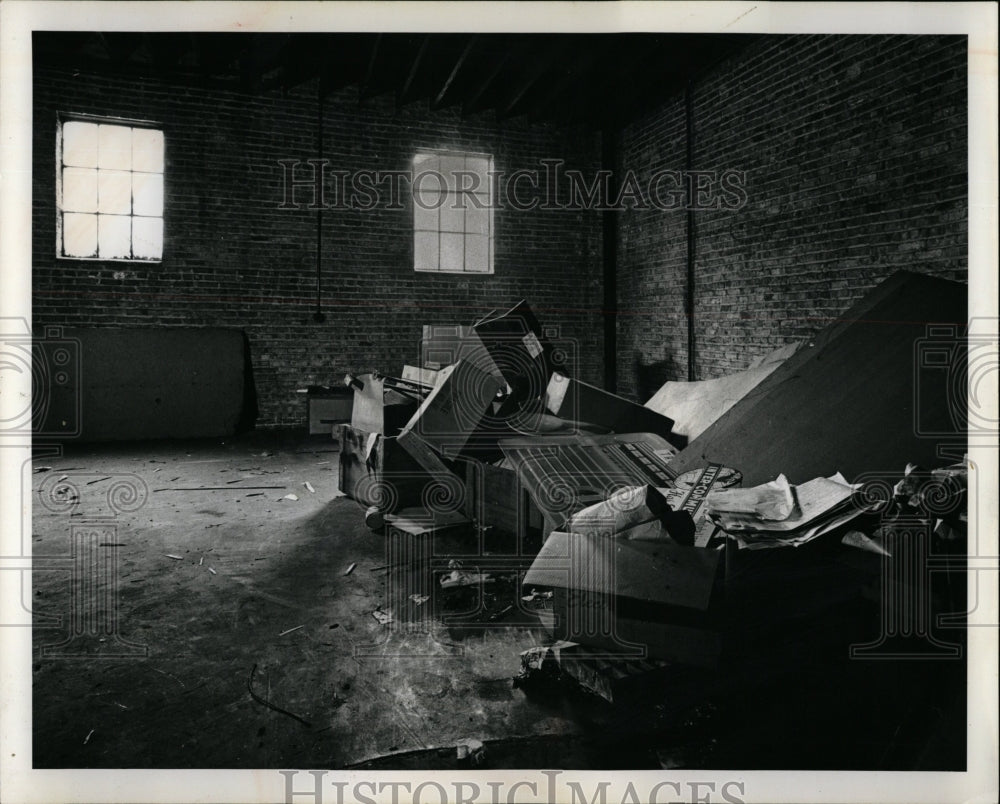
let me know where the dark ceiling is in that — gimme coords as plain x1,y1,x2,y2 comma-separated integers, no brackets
34,32,756,129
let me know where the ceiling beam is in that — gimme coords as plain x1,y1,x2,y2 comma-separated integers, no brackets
500,43,564,119
462,47,511,116
432,35,477,109
525,45,600,123
359,33,382,100
398,35,431,108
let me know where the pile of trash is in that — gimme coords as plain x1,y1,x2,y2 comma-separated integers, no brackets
333,288,970,698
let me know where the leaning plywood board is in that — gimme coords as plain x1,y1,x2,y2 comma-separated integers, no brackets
51,327,248,441
644,341,800,442
668,271,968,486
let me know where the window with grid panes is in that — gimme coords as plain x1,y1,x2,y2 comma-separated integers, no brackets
412,151,493,274
57,116,164,261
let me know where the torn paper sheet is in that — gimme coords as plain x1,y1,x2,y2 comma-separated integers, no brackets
706,474,795,521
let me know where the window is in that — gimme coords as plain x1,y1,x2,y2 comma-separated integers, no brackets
412,150,493,274
57,116,164,261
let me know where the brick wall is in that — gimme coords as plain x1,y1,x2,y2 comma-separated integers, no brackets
617,34,968,402
33,66,603,429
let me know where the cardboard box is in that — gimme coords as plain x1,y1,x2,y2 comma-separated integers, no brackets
523,528,723,668
400,360,503,458
307,389,353,435
348,373,419,436
546,372,676,443
337,424,431,511
472,300,552,399
463,458,522,535
384,506,474,560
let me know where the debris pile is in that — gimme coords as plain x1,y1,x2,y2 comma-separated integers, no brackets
330,275,970,704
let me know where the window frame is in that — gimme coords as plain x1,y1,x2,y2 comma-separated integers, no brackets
55,111,165,263
412,148,495,276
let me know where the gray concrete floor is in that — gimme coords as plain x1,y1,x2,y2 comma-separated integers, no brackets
29,431,968,771
30,431,598,769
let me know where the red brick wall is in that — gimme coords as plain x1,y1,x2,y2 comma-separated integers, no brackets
617,34,968,402
33,66,603,429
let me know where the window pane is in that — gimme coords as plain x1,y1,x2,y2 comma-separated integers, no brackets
413,153,439,171
440,194,465,232
439,155,464,193
98,170,133,215
413,171,446,207
466,156,490,177
98,124,132,170
133,172,163,217
62,212,97,257
466,203,490,236
61,167,98,213
468,156,492,200
465,234,490,273
98,214,131,259
440,232,464,272
413,151,493,275
62,121,98,168
414,231,439,272
132,128,164,173
132,217,163,260
413,201,437,232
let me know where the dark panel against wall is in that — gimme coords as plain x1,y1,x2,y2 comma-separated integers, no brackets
617,34,968,402
33,66,603,429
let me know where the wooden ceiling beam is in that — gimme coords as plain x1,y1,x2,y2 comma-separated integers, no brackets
359,33,383,100
524,46,599,124
432,35,477,110
500,40,574,119
462,47,511,116
398,35,431,107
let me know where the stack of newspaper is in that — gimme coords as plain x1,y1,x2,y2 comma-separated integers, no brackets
706,473,872,550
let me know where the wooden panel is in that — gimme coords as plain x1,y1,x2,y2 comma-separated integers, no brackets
669,272,968,486
45,327,248,441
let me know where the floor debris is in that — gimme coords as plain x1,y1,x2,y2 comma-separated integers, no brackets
154,486,286,492
282,493,299,501
164,554,184,560
344,562,356,576
278,625,305,637
304,482,315,493
456,737,485,766
247,664,311,728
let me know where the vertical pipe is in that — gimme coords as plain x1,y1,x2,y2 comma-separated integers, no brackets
602,127,619,393
314,79,326,323
685,75,696,381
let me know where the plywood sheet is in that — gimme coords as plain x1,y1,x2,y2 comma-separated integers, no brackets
669,272,968,486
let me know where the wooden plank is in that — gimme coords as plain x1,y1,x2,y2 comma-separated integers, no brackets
668,271,968,486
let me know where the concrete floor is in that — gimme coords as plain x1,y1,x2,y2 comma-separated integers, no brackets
31,431,599,768
30,431,967,770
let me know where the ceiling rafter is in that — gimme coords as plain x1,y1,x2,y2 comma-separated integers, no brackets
359,33,383,101
500,41,567,119
432,35,478,110
462,46,512,117
398,34,431,107
33,31,757,129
